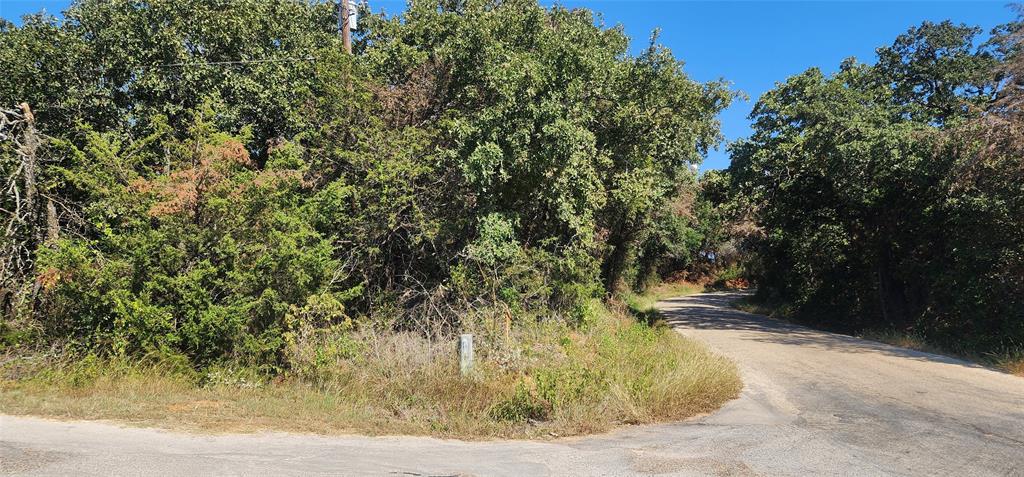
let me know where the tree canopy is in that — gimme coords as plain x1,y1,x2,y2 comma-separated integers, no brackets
0,0,729,367
5,0,1019,367
727,19,1023,353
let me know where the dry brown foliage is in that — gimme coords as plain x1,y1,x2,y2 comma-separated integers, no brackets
373,60,451,128
132,139,255,218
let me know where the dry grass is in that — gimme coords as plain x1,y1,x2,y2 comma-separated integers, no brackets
859,331,942,355
630,281,705,308
730,296,792,321
1001,357,1024,377
731,299,773,317
733,297,1024,379
0,296,740,439
860,330,1024,378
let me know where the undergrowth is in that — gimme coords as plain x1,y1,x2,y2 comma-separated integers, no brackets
0,289,740,439
731,296,1024,378
860,330,1024,378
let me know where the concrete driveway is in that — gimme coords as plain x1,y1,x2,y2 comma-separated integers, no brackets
3,291,1023,476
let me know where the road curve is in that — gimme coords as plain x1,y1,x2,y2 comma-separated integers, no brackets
3,291,1023,476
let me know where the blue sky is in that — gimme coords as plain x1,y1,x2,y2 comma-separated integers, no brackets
1,1,1015,169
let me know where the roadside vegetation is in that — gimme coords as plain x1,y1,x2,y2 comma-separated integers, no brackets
859,331,1024,377
710,16,1024,373
1,289,739,438
731,297,1024,377
0,1,741,437
5,0,1017,440
622,281,705,325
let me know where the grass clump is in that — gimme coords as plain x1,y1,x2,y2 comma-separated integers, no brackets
1000,355,1024,377
860,330,1024,378
733,296,1024,379
0,294,739,439
622,281,705,325
732,296,788,319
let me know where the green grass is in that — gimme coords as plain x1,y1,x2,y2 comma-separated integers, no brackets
731,297,775,317
0,293,740,439
622,281,706,325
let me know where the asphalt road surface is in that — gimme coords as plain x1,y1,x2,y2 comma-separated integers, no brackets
3,291,1023,476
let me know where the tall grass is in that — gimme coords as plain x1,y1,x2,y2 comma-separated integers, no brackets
0,295,740,439
621,281,705,325
733,297,1024,379
857,331,1024,378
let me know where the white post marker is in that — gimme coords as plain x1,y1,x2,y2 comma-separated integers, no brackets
459,333,474,376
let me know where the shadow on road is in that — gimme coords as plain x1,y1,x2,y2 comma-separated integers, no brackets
659,292,989,371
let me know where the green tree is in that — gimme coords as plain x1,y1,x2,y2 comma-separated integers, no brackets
729,19,1022,352
875,21,998,122
1,0,730,366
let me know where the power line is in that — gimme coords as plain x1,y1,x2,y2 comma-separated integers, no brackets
146,55,318,69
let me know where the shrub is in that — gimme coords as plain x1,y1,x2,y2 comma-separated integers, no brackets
1,0,729,374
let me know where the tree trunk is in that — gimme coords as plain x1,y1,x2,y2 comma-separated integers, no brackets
19,103,42,248
875,243,907,329
46,199,58,244
602,225,636,295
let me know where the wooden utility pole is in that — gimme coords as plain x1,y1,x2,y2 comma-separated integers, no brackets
339,0,352,54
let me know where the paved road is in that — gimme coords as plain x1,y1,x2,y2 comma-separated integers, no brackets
3,291,1023,476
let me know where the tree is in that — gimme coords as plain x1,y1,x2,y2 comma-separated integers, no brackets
875,21,997,123
1,0,729,365
729,19,1022,352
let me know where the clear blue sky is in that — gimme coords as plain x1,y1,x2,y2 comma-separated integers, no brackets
1,1,1015,169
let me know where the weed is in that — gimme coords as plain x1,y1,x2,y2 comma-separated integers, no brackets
0,286,740,439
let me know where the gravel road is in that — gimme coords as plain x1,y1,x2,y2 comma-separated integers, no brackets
3,291,1023,476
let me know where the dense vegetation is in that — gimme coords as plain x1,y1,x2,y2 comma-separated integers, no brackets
725,19,1024,360
3,0,1018,437
0,0,743,435
0,0,730,366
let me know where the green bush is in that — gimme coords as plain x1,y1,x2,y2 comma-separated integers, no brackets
489,382,551,423
728,20,1024,354
1,0,729,370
